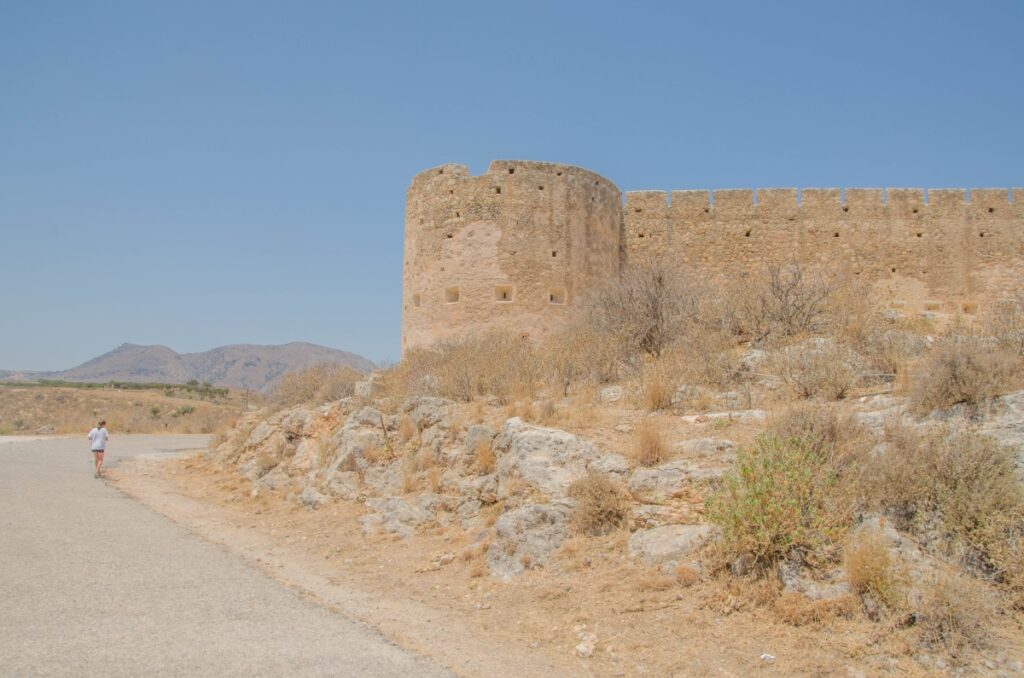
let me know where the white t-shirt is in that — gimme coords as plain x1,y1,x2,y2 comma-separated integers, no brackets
88,427,109,451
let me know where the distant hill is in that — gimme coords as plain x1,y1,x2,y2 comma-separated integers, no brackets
2,342,375,392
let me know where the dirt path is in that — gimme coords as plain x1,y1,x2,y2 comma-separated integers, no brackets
0,435,452,677
111,453,586,678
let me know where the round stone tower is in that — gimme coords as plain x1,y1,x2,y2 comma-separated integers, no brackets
401,160,622,354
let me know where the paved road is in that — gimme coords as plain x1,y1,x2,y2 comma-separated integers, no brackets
0,435,452,677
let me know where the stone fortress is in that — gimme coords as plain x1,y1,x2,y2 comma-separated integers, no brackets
401,160,1022,353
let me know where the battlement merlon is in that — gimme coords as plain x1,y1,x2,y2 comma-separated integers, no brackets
408,160,619,195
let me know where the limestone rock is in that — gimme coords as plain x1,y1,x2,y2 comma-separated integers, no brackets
325,471,361,500
589,452,629,476
299,486,327,509
493,418,599,498
486,501,573,578
628,460,722,503
777,558,851,601
402,397,454,431
599,385,624,403
678,437,736,456
354,378,383,400
360,496,436,538
628,524,716,566
464,424,496,455
979,391,1024,472
34,424,55,435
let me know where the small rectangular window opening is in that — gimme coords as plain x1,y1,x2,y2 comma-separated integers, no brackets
551,250,557,258
549,288,566,304
445,287,459,303
494,285,513,302
508,168,515,174
412,294,421,307
495,187,501,194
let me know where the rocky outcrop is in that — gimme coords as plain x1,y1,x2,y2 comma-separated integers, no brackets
628,460,723,503
486,501,574,579
493,418,599,498
628,524,716,568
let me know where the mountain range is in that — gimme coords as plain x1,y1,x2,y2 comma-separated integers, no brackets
1,342,375,391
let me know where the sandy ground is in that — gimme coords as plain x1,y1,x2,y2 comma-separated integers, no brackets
0,435,452,677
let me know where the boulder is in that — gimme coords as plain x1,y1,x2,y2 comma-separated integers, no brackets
628,524,716,567
493,418,599,498
360,496,436,538
486,501,573,578
465,424,496,455
678,438,736,456
628,460,723,503
599,385,624,403
402,397,454,431
979,391,1024,472
34,424,55,435
325,471,361,500
299,486,327,510
589,452,629,476
777,558,851,601
354,379,383,400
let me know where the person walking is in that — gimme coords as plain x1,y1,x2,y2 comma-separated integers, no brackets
88,420,109,478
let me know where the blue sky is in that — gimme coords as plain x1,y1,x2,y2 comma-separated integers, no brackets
1,1,1021,369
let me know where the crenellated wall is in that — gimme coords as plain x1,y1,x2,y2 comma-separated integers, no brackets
402,160,621,353
624,187,1024,315
402,160,1023,353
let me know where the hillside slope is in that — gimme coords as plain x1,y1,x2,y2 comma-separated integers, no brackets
4,342,374,391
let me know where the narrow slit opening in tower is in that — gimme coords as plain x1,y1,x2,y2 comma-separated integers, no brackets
549,288,566,304
412,294,421,307
445,287,459,303
494,285,513,302
988,207,995,213
551,250,557,258
495,187,501,194
538,185,544,191
508,168,515,174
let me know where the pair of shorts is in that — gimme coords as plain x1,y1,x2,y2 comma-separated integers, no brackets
92,449,105,453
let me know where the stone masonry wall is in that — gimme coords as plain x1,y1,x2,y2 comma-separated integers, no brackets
402,159,1023,353
402,161,621,353
624,187,1023,316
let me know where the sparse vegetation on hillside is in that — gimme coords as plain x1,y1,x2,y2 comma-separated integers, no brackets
272,363,362,408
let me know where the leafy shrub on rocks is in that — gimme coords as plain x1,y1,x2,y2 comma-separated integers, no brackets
708,435,849,569
872,424,1024,600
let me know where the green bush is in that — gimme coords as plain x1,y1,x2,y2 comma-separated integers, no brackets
708,435,849,569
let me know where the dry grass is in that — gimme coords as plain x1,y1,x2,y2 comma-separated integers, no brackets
907,338,1022,415
766,403,873,474
641,372,674,412
568,472,629,536
872,424,1024,591
473,439,496,475
272,363,362,407
772,591,858,626
631,419,670,467
399,415,416,442
918,574,995,658
0,385,241,435
844,529,906,612
772,340,863,400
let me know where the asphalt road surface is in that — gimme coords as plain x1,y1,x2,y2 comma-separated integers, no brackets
0,435,452,677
